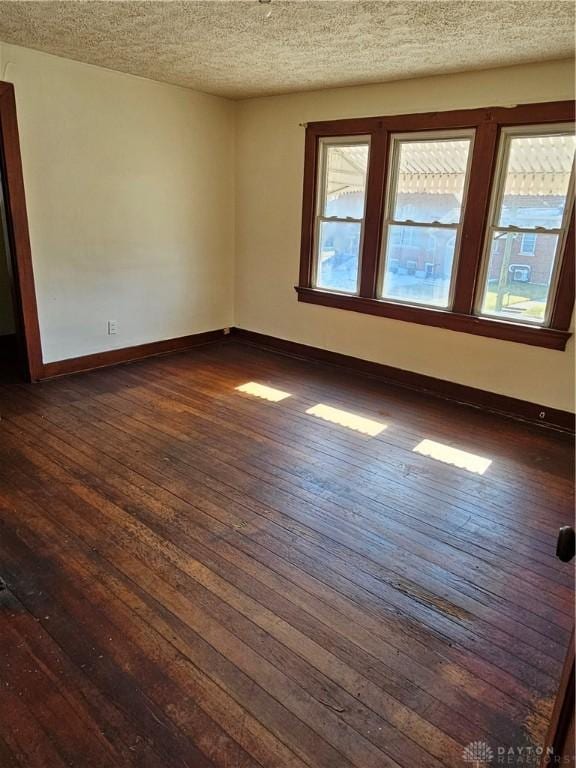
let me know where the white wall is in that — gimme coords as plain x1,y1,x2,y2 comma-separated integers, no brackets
0,43,235,363
235,59,576,412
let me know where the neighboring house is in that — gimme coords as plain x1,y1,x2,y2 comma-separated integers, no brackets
319,191,462,292
486,195,565,292
319,191,365,292
318,137,571,304
386,193,460,281
319,189,566,298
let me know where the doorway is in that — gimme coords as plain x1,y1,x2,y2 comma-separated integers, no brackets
0,80,42,381
0,198,17,366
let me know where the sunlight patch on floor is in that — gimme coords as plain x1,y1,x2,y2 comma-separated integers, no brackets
305,403,387,436
413,439,492,475
235,382,292,402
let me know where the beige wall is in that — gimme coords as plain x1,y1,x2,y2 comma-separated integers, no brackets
235,59,576,412
0,45,573,410
0,43,235,363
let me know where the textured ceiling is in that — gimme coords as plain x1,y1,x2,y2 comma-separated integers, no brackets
0,0,573,99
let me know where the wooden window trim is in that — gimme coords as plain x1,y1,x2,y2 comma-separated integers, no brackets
297,100,575,351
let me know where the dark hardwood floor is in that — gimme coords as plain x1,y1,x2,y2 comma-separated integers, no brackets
0,341,574,768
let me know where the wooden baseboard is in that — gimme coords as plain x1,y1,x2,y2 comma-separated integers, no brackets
35,325,575,433
230,328,575,434
40,329,228,380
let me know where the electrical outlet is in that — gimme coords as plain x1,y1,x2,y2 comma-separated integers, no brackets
107,320,118,335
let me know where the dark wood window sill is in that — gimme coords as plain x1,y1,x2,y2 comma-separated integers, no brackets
295,286,571,350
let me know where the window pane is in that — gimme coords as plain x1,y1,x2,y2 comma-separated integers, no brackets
316,220,361,293
392,138,472,224
519,232,537,255
381,225,456,307
322,143,369,219
497,134,576,229
479,231,559,323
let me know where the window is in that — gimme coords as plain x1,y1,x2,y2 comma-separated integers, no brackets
313,137,370,294
477,127,575,325
298,101,575,350
379,131,473,308
519,233,537,256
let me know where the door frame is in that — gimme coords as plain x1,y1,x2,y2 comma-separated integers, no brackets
542,629,575,765
0,80,42,381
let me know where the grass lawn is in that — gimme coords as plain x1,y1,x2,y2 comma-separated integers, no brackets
483,290,545,320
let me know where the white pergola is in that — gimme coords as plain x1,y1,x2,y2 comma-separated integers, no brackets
326,135,575,200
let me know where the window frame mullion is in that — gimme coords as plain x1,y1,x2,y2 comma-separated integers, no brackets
358,124,388,298
452,121,500,315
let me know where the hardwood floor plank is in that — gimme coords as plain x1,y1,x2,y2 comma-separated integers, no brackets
0,344,573,767
0,426,539,738
0,581,198,768
0,650,71,768
151,346,574,504
1,603,122,768
4,361,569,565
60,356,574,563
1,404,568,712
0,422,533,740
3,406,562,699
0,482,360,768
0,516,280,768
0,439,459,767
28,396,569,669
105,387,571,625
0,734,23,768
6,367,570,599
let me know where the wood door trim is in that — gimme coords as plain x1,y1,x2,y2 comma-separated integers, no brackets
542,630,575,765
0,81,42,381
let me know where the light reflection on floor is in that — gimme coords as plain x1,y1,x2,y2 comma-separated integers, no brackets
235,382,292,402
234,383,493,473
413,438,492,475
305,403,387,436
